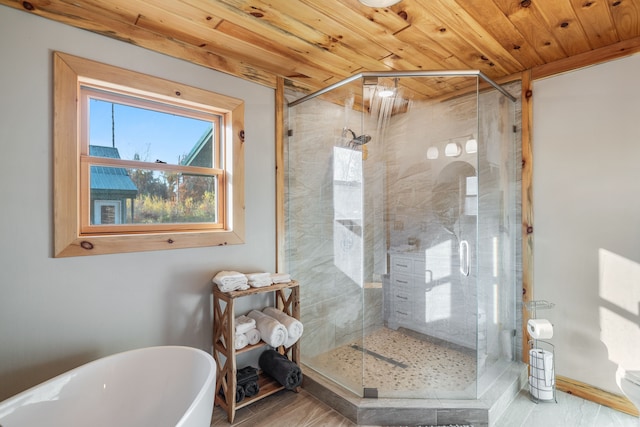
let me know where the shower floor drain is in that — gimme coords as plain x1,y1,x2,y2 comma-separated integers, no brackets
349,344,408,368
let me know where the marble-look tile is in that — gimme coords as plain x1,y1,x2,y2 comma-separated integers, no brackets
358,406,438,426
493,389,535,427
436,407,488,427
494,389,640,427
521,391,601,426
593,404,640,427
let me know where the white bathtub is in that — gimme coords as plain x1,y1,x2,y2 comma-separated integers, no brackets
0,346,216,427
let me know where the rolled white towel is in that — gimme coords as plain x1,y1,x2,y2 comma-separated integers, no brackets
270,273,291,284
262,307,303,348
245,328,261,345
212,271,249,292
235,333,248,350
235,315,256,334
247,310,288,348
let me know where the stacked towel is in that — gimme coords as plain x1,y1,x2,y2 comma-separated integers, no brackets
212,271,249,292
245,328,261,345
235,315,256,334
259,349,303,390
235,333,249,350
247,310,288,348
262,307,304,348
243,379,259,397
219,385,245,403
235,385,245,403
270,273,291,284
246,272,272,288
237,366,260,398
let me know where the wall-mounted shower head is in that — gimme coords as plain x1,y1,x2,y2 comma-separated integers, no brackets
351,134,372,145
343,128,372,147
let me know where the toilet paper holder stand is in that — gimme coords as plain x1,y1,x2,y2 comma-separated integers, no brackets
526,300,557,404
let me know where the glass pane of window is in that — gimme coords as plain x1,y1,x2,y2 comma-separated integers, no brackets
88,98,215,167
96,201,120,224
90,166,218,225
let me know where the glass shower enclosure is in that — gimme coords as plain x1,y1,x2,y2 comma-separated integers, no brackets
284,71,520,400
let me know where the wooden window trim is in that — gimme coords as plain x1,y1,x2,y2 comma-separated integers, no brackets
53,52,245,257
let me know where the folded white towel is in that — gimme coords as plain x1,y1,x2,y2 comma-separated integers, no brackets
262,307,303,348
235,333,248,350
270,273,291,284
246,272,273,288
249,279,272,288
235,315,256,334
246,272,271,281
212,271,249,292
247,310,288,348
245,328,261,345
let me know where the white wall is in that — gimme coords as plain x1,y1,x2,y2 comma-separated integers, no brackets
0,6,275,400
533,53,640,394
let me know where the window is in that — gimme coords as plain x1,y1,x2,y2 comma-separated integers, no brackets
54,52,245,257
95,201,121,225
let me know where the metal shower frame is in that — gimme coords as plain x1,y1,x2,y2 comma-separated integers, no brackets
288,70,517,107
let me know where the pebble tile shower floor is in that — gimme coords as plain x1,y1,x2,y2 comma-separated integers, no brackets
308,327,477,398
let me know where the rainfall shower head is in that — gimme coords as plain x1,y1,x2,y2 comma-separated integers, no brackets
343,128,372,146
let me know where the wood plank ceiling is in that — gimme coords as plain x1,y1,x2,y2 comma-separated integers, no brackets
2,0,640,97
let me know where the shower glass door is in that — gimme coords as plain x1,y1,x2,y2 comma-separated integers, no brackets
364,75,482,399
285,73,518,401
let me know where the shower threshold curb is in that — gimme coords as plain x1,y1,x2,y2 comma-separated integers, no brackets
301,361,527,427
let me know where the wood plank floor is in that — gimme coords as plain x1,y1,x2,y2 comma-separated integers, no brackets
210,386,640,427
210,388,356,427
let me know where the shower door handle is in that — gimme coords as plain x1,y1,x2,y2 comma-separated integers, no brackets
459,240,470,276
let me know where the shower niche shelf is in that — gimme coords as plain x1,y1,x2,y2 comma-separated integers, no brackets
212,280,300,423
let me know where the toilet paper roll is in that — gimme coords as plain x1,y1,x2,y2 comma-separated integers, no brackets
529,376,555,400
529,375,554,391
529,349,554,387
527,318,553,339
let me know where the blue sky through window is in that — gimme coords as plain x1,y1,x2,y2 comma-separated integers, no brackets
89,99,212,165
